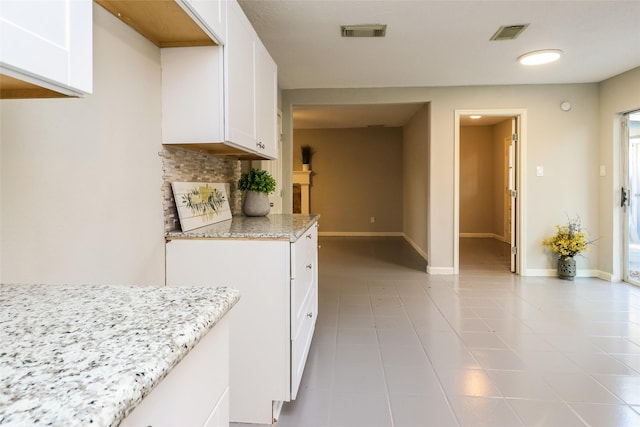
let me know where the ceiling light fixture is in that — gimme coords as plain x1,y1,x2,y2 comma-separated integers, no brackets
470,115,482,119
518,49,562,66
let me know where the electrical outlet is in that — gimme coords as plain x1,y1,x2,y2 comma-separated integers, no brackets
370,216,376,223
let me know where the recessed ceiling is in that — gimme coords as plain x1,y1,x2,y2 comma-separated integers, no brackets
459,115,512,126
293,103,425,129
238,0,640,90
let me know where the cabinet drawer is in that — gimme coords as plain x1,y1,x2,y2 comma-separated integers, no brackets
291,223,318,339
291,223,318,279
291,287,317,400
291,253,315,339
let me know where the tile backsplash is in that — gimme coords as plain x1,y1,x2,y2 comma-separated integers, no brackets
160,146,242,232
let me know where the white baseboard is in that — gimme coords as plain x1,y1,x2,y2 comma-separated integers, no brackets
427,266,455,275
523,268,601,278
459,233,506,242
522,268,559,277
403,234,428,262
597,271,620,282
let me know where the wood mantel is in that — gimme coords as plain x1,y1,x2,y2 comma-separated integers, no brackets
293,171,311,214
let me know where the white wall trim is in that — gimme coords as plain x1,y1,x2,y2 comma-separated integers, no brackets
522,268,601,278
459,233,506,241
522,269,556,277
318,231,404,237
403,234,429,261
597,270,620,282
427,266,455,275
455,108,527,276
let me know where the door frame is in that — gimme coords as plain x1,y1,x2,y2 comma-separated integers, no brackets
454,109,527,274
621,109,640,285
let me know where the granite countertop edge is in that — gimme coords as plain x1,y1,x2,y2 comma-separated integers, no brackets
0,284,241,427
166,213,320,242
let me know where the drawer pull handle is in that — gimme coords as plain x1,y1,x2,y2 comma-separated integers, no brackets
306,264,312,270
306,234,312,239
307,312,313,318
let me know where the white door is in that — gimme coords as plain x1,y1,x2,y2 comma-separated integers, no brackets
509,117,518,273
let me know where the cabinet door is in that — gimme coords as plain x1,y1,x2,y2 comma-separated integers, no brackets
0,0,92,96
121,317,230,427
166,239,291,423
290,224,318,399
204,387,229,427
255,39,278,159
179,0,227,45
225,0,256,150
161,46,224,143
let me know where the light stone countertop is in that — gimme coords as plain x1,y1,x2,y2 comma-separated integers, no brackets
0,284,240,427
166,213,320,242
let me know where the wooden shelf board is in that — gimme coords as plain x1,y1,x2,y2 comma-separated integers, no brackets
95,0,217,48
165,143,268,160
0,74,73,99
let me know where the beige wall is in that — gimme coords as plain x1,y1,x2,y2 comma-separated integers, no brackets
493,119,511,237
460,120,511,238
0,5,166,285
403,104,429,259
281,83,601,275
460,126,495,234
2,6,637,282
293,127,403,233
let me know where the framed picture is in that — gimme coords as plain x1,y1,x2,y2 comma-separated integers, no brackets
171,182,232,231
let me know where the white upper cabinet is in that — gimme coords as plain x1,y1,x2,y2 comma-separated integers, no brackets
225,0,278,159
255,38,278,159
0,0,93,98
224,0,257,152
179,0,227,45
161,46,225,144
161,0,279,160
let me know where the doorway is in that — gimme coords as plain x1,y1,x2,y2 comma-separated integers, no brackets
622,110,640,284
455,110,525,275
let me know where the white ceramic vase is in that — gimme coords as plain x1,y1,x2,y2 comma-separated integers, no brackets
242,191,270,216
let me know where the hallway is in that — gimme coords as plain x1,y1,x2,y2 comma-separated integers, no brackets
459,237,511,275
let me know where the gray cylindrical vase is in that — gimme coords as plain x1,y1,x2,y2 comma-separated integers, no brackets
557,257,576,281
242,191,270,217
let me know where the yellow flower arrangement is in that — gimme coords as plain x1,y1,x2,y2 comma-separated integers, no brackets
543,216,593,260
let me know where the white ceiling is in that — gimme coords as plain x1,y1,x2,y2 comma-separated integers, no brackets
238,0,640,128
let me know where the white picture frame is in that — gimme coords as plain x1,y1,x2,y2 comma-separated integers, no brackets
171,182,232,231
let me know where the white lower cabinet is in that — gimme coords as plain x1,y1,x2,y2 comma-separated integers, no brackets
204,387,229,427
166,222,319,425
120,316,230,427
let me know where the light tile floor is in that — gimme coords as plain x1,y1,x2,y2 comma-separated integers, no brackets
234,237,640,427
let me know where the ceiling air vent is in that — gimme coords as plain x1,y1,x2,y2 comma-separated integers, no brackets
490,24,529,41
341,24,387,38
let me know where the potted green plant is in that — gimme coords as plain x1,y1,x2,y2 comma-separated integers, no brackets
238,168,277,216
542,215,594,280
301,145,315,171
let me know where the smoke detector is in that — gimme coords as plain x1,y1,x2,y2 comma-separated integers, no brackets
341,24,387,38
490,24,529,41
